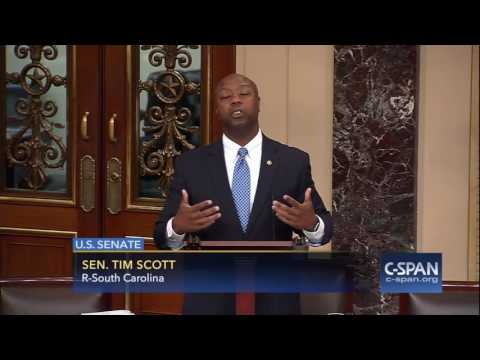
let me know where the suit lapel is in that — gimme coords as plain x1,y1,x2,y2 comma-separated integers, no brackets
207,141,244,235
246,136,280,236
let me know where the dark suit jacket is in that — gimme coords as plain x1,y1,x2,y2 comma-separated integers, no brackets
154,134,333,247
153,134,333,314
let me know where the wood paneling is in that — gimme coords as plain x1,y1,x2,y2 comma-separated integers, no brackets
0,204,78,229
0,235,72,277
208,46,236,142
75,45,103,238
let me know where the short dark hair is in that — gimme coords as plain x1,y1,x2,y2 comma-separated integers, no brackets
215,73,259,98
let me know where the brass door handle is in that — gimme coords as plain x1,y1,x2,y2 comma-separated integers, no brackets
109,113,118,143
107,158,122,215
81,112,90,140
80,155,95,213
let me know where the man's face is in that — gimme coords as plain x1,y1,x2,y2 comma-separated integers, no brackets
215,75,260,132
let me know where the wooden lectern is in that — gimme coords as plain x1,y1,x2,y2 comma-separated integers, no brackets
199,241,295,315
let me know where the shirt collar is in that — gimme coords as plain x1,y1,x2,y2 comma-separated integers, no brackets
222,129,262,156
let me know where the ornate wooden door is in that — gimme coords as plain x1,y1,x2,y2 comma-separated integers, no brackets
0,46,102,277
0,45,235,314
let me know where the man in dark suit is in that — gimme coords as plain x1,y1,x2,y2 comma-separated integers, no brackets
154,73,333,314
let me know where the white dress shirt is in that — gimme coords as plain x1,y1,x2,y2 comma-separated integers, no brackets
166,130,325,249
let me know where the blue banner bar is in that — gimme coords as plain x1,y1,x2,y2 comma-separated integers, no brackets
72,238,144,251
73,252,353,293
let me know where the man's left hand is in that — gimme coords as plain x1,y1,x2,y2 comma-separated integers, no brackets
272,188,318,231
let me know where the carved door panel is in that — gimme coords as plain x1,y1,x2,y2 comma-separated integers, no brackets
102,45,235,313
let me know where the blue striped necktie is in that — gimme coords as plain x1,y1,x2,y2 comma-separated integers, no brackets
232,147,250,233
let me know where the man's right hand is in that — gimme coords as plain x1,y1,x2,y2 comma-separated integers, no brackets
172,189,222,234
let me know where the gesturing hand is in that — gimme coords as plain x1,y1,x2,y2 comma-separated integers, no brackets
172,190,221,234
272,188,318,231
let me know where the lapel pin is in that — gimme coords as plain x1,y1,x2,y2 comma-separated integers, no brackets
266,160,272,166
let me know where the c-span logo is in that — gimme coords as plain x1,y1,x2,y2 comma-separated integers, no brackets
380,253,442,293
